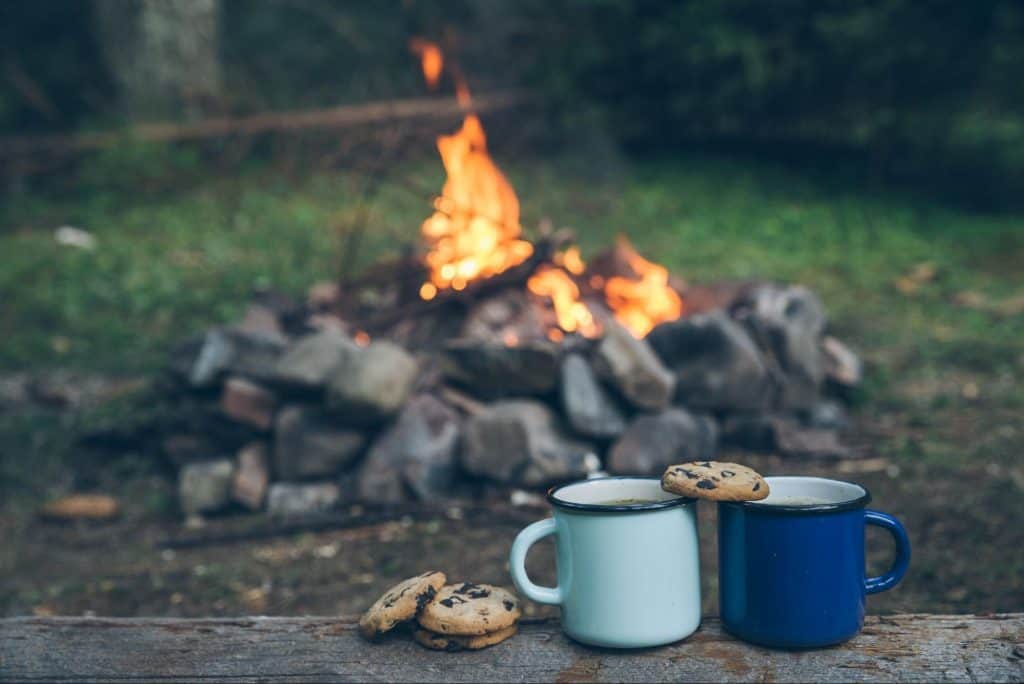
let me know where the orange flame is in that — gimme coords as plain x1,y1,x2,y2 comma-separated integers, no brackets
603,237,684,337
420,114,533,294
528,265,600,338
554,246,586,275
409,38,443,90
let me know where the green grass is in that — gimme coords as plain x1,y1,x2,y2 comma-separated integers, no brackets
2,147,1024,616
1,149,1022,472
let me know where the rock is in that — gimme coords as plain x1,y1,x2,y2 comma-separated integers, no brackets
273,329,358,391
357,394,460,502
720,413,778,452
460,290,548,345
823,336,863,388
185,328,287,388
440,339,559,398
307,281,342,311
647,311,771,411
274,405,365,481
735,284,827,410
186,329,233,388
38,494,120,521
232,442,269,510
179,459,234,515
266,482,340,516
238,303,288,344
607,408,718,476
774,420,851,459
559,354,627,439
220,377,276,430
461,400,598,487
592,319,675,410
803,399,849,431
326,341,419,424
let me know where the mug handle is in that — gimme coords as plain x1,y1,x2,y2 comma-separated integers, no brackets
509,518,563,605
864,510,911,594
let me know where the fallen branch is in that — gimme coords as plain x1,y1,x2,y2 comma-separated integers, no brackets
0,90,530,159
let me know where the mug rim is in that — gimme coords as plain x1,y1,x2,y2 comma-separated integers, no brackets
547,476,695,513
722,475,872,514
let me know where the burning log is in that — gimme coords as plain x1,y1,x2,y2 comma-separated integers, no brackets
356,229,574,333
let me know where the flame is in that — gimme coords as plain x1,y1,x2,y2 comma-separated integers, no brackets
603,237,684,337
420,113,533,294
354,330,371,347
528,265,600,338
554,246,585,275
409,38,443,89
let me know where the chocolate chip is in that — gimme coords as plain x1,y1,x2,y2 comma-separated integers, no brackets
439,595,468,608
697,479,717,490
455,582,490,599
682,469,699,480
753,482,761,491
415,586,437,612
721,470,735,478
503,600,514,611
700,461,712,468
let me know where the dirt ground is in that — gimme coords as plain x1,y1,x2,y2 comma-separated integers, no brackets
3,403,1022,620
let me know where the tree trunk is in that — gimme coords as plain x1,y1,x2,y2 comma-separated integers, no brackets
94,0,222,121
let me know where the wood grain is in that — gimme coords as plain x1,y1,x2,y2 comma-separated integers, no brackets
1,614,1021,683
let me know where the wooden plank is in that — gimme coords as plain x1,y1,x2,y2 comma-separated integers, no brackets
1,614,1021,683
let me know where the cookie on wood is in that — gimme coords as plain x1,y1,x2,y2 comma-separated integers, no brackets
359,571,447,639
414,624,518,651
662,461,769,501
417,582,521,636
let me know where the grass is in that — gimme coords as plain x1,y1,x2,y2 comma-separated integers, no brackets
1,145,1023,615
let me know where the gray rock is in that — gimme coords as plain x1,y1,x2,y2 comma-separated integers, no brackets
461,399,598,487
266,482,340,516
273,329,358,391
220,377,276,430
179,459,234,515
607,409,718,476
559,354,627,439
232,442,269,510
440,339,559,398
592,319,676,410
357,394,460,502
186,328,287,388
274,405,365,480
647,311,771,411
803,399,849,431
735,284,826,410
326,341,419,424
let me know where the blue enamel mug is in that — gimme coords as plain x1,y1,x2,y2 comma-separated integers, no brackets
510,477,702,648
719,476,911,648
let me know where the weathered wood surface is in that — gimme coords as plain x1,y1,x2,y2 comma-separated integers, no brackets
1,614,1021,683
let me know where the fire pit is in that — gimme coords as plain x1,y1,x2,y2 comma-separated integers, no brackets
154,42,863,519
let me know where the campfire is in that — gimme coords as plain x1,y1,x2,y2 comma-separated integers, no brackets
155,41,863,519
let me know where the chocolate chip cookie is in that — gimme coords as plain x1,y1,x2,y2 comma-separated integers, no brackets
661,461,769,501
359,571,447,639
417,582,521,636
414,624,518,651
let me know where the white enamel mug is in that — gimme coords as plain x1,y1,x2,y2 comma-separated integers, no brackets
509,477,701,648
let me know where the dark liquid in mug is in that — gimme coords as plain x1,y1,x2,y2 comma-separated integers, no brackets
598,497,658,506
